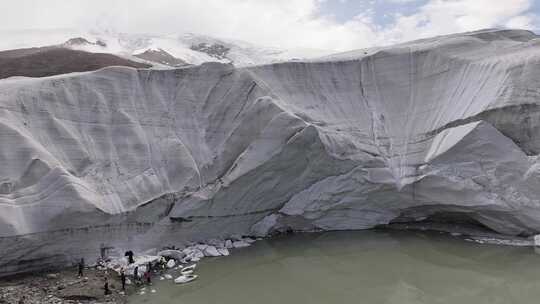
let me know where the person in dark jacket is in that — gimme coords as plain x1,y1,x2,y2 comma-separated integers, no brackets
120,269,127,291
125,250,135,264
104,278,111,295
78,258,84,277
133,266,139,282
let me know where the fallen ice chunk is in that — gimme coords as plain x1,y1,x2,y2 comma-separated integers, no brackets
194,249,205,258
174,274,198,284
158,249,186,261
233,240,251,248
243,237,256,244
166,259,176,268
195,244,209,251
203,245,221,257
534,234,540,246
217,248,230,256
181,264,197,273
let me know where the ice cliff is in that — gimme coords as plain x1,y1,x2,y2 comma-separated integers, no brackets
2,29,540,275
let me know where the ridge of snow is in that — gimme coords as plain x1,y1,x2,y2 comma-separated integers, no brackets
0,29,334,67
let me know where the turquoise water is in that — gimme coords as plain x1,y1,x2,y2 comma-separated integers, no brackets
129,230,540,304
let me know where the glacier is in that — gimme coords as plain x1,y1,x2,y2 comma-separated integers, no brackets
1,29,540,276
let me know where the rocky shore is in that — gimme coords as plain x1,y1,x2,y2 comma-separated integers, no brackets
0,235,260,303
0,267,128,304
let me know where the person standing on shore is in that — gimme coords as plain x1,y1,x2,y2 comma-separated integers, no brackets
133,265,139,283
159,256,166,269
104,277,111,295
125,250,135,264
78,258,84,277
120,268,127,291
144,270,152,285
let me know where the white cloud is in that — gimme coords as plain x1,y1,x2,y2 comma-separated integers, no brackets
369,0,537,45
506,14,539,29
0,0,537,52
345,0,538,47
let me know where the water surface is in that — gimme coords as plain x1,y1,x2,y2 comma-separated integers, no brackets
129,230,540,304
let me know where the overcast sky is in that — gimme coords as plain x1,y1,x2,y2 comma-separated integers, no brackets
0,0,538,51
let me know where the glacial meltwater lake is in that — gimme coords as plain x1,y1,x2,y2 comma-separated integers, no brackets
129,230,540,304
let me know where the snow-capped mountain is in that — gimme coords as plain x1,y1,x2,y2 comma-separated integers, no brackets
0,29,332,67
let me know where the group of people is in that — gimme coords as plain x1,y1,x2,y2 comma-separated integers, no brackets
119,251,155,292
77,257,112,295
75,249,157,297
126,262,153,287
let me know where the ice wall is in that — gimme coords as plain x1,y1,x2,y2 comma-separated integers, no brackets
2,29,540,275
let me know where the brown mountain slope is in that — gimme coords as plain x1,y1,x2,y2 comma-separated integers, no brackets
134,48,188,67
0,47,150,79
